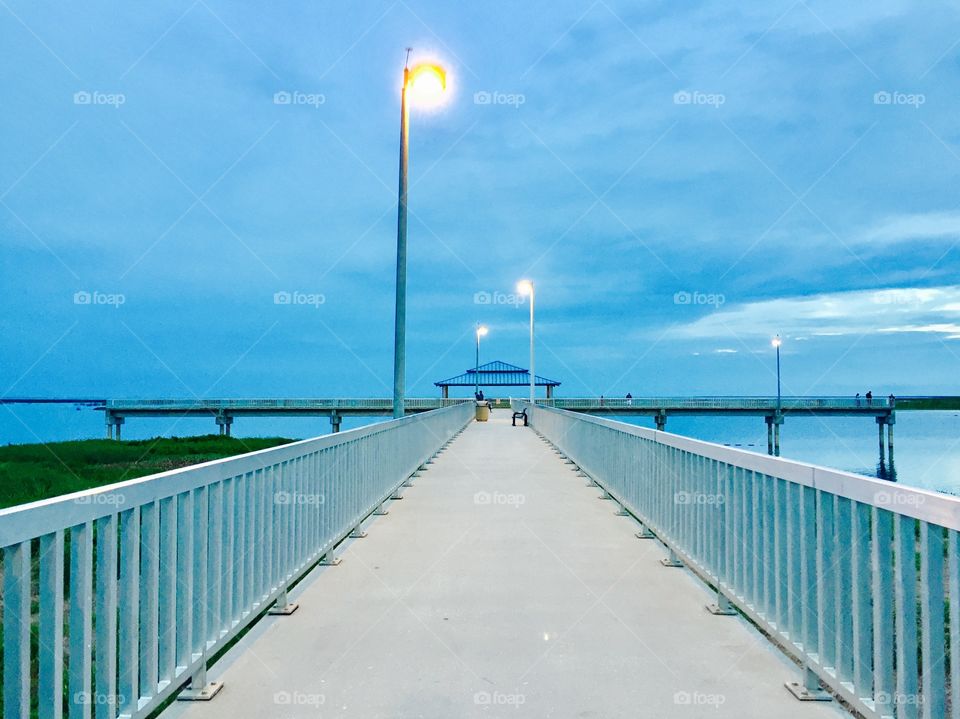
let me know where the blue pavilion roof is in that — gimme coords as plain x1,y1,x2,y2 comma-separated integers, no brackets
435,361,561,387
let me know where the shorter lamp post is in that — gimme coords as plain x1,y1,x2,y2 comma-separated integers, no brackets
475,324,488,397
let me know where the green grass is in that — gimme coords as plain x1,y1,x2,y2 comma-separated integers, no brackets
0,435,295,510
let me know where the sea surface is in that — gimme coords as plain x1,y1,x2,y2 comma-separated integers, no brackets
3,405,959,496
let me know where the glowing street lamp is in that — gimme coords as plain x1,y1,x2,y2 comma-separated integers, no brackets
392,51,449,419
475,324,488,398
517,280,535,402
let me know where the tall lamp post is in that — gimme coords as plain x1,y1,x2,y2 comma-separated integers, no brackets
772,335,782,412
392,52,447,419
474,324,488,398
517,280,535,402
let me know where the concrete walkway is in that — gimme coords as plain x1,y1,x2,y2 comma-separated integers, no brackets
166,415,849,719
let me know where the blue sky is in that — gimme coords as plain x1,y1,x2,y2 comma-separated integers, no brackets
3,0,960,422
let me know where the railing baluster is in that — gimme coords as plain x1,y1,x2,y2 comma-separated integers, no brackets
69,522,92,719
39,531,64,719
949,529,959,719
850,502,873,703
872,507,894,717
140,500,160,701
834,496,854,684
93,516,117,719
919,522,945,719
117,507,140,716
159,496,177,687
895,515,919,719
4,540,32,719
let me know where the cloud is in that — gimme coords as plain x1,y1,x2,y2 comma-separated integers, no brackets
668,285,960,340
860,212,960,246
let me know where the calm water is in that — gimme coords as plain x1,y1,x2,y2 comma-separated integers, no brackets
3,406,959,495
616,411,960,496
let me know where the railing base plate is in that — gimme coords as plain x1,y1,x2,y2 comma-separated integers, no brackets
268,602,299,616
660,557,683,568
178,681,224,702
349,529,368,539
706,603,737,616
635,530,655,539
319,555,342,566
784,681,832,702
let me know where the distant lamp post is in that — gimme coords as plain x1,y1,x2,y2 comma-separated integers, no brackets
772,335,782,412
392,52,448,419
517,280,535,402
474,324,488,397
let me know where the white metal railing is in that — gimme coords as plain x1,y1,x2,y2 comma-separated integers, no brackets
519,402,958,719
540,396,894,410
105,398,472,411
0,403,472,719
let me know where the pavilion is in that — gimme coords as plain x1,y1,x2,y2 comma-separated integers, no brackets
434,360,561,398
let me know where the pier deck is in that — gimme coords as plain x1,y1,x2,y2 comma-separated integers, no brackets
165,415,848,719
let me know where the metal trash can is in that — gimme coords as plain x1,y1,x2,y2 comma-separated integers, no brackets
475,401,490,422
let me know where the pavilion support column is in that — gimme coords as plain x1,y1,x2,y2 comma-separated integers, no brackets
442,386,448,399
655,411,667,432
330,411,341,433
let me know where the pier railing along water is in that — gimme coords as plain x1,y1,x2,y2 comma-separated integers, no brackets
520,401,959,719
0,403,472,719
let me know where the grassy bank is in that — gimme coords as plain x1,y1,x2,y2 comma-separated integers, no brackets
0,435,295,510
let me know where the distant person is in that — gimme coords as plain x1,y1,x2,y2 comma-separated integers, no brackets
600,394,604,407
626,392,633,406
476,390,485,402
855,392,861,407
866,390,873,406
889,393,895,407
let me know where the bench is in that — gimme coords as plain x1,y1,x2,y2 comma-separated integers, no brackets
512,410,528,427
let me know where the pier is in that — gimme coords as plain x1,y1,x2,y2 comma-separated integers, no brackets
1,403,958,719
